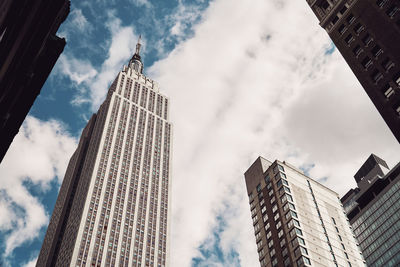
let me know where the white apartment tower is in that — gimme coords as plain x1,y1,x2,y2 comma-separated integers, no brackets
36,38,172,267
244,157,365,267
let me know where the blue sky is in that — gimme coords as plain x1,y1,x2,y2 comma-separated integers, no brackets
1,0,400,266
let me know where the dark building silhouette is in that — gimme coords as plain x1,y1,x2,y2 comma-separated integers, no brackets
341,154,400,266
0,0,70,163
37,42,172,267
306,0,400,143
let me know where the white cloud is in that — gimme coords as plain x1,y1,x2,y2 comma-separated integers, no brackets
0,116,77,258
147,0,400,266
58,8,93,39
57,13,138,110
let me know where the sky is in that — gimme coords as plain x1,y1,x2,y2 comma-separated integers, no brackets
0,0,399,266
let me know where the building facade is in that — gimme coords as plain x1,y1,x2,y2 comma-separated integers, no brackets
306,0,400,143
0,0,70,163
244,157,365,267
341,154,400,266
36,39,172,267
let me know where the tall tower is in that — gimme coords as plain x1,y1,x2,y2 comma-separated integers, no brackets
244,157,365,266
36,38,172,267
306,0,400,143
342,154,400,266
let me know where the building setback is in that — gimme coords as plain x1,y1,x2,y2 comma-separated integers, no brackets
36,39,172,267
0,0,70,163
244,157,365,267
306,0,400,143
341,154,400,266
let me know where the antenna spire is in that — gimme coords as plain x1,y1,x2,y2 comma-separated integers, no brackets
135,35,142,55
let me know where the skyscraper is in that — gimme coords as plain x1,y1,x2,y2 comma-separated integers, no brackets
244,157,364,266
341,154,400,266
0,0,70,163
36,38,172,267
306,0,400,143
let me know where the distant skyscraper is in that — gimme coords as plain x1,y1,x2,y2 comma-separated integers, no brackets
306,0,400,143
244,157,365,267
341,154,400,266
36,38,172,267
0,0,70,163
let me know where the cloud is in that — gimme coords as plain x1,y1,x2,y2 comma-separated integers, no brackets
57,13,138,111
0,116,77,259
58,8,93,39
147,0,400,266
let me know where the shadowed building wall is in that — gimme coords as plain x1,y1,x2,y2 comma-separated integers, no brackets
0,0,70,163
306,0,400,143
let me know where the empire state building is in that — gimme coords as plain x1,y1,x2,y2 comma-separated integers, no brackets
36,38,172,267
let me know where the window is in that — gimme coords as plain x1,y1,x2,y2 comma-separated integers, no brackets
265,174,270,183
395,73,400,86
300,246,308,255
261,206,267,214
265,222,270,231
257,184,262,192
283,203,289,212
287,219,294,229
387,5,400,18
276,179,283,188
256,231,261,240
352,45,363,57
294,219,301,227
271,258,278,267
270,248,276,257
282,247,288,257
268,239,274,248
258,248,264,258
354,23,364,34
272,204,278,213
276,221,282,229
346,13,355,24
291,210,298,218
382,58,395,71
338,24,346,34
371,69,383,84
361,56,373,69
251,207,257,217
274,213,280,221
372,45,383,57
297,237,305,245
338,235,343,241
280,239,286,247
295,228,303,236
263,214,269,222
269,190,274,197
254,223,260,232
266,231,272,239
284,186,291,193
249,192,254,201
395,103,400,116
253,215,258,224
377,0,389,8
341,243,346,250
257,240,263,249
278,229,284,238
270,196,276,204
383,84,395,99
260,199,265,207
286,194,294,202
289,203,296,210
281,195,287,204
278,165,284,172
362,33,373,46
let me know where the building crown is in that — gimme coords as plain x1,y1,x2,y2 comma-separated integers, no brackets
129,35,143,74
